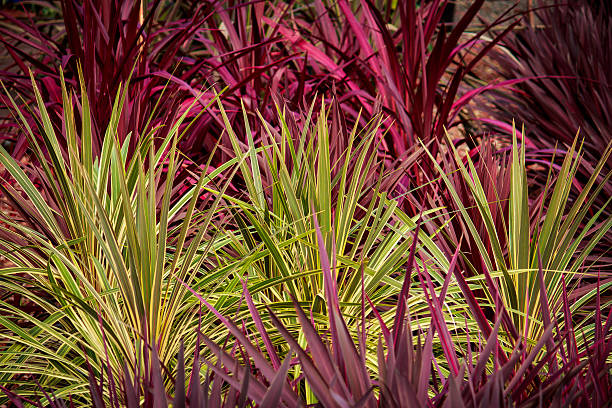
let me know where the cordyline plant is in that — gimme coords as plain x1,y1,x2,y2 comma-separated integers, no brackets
1,1,523,179
176,97,459,359
264,0,521,171
490,0,612,172
486,0,612,250
425,126,612,355
0,71,240,402
0,0,210,159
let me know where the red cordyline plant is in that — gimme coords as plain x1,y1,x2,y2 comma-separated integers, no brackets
0,0,211,159
486,0,612,251
0,1,534,240
1,2,521,167
494,0,612,160
263,0,520,165
490,0,612,167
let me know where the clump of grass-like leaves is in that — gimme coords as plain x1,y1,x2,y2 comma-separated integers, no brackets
0,69,610,407
0,71,235,402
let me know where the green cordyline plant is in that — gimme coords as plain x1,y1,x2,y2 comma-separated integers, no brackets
427,126,612,352
0,71,240,401
194,99,467,357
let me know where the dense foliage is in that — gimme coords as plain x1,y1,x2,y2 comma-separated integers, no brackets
488,0,612,251
0,1,610,407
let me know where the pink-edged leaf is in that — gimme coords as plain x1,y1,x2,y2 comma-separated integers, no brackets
471,317,503,385
267,307,340,407
416,262,460,376
365,293,390,342
536,247,559,372
393,219,421,347
241,279,281,370
450,78,533,122
177,277,297,407
259,351,294,408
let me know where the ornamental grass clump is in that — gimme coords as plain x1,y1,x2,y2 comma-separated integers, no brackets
0,72,237,402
